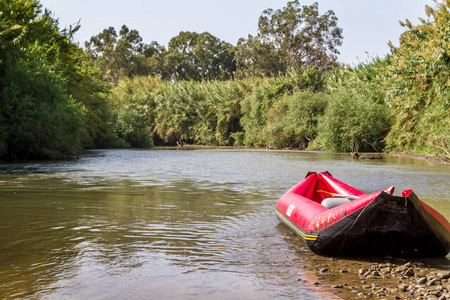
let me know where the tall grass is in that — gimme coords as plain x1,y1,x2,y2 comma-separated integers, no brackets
106,67,349,150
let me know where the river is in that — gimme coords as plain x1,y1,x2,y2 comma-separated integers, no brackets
0,149,449,299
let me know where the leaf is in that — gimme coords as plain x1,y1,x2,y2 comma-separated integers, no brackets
405,19,412,29
425,5,433,18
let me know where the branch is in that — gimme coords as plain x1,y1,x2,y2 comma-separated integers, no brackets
424,140,450,159
369,143,382,159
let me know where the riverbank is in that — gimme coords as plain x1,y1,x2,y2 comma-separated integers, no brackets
388,153,450,166
155,145,450,165
309,257,450,299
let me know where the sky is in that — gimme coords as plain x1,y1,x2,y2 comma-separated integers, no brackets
38,0,432,66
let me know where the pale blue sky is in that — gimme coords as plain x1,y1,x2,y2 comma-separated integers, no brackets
39,0,432,65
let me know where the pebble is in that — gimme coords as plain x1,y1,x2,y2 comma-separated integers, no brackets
316,260,450,300
439,272,450,280
404,268,415,277
417,277,427,284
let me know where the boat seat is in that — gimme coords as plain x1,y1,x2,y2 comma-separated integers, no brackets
321,197,351,209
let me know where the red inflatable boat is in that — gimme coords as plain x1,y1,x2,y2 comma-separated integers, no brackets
275,171,450,256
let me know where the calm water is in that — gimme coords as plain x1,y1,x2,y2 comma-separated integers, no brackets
0,149,449,299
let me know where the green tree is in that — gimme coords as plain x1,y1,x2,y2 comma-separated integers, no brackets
235,35,281,77
236,1,343,77
85,25,165,83
164,31,236,81
0,0,107,159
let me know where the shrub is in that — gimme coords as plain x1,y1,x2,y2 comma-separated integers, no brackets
264,90,329,148
384,1,450,158
0,60,85,159
318,91,390,153
114,105,154,148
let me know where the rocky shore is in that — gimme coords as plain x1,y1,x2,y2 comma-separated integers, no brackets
310,258,450,299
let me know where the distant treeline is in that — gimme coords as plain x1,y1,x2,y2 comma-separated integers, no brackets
0,0,449,160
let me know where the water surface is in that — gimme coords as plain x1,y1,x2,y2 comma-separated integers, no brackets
0,149,449,299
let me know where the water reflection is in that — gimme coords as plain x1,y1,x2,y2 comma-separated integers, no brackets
0,149,448,299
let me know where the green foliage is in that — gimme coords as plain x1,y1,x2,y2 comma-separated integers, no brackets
327,58,392,105
240,79,279,146
318,91,390,153
240,67,327,147
153,80,246,145
108,72,329,150
384,1,450,158
236,1,343,77
115,105,154,148
106,76,165,147
85,25,165,84
1,60,85,159
86,28,236,83
0,0,112,159
2,0,448,161
264,90,329,148
164,31,236,81
106,77,248,147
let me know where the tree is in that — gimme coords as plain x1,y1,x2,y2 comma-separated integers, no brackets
384,1,450,158
235,35,281,77
0,0,87,159
164,31,236,81
236,1,343,77
85,25,165,83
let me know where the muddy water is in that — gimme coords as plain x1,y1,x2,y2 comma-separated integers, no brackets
0,149,448,299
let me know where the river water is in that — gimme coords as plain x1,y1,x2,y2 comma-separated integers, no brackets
0,149,449,299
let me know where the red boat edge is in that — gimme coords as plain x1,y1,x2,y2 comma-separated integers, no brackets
275,172,450,257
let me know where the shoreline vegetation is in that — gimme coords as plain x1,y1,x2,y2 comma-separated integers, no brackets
1,0,449,162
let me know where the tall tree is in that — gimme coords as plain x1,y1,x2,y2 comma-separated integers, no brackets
85,25,165,83
0,0,89,159
164,31,236,81
236,1,343,77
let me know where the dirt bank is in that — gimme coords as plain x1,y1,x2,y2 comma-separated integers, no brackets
309,257,450,299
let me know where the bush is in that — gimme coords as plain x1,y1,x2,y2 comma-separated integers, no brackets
384,2,450,157
264,90,329,148
0,60,86,159
240,79,282,146
114,105,154,148
318,91,390,153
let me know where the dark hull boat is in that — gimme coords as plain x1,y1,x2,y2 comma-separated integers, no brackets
275,172,450,257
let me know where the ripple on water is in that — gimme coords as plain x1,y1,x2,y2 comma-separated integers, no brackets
0,149,448,299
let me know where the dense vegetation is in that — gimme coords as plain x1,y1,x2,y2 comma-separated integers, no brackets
1,0,449,160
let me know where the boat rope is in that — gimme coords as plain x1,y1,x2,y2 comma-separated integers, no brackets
336,203,373,254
